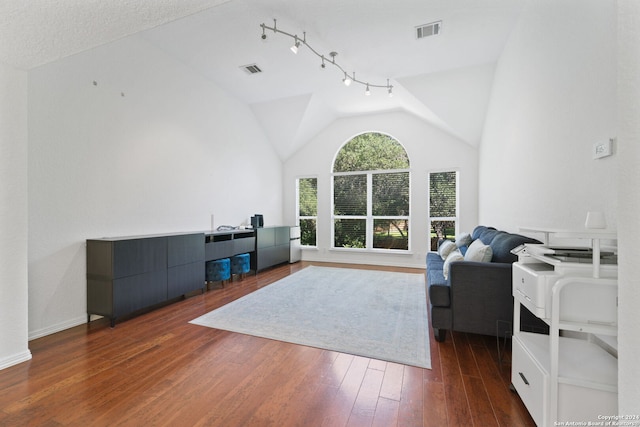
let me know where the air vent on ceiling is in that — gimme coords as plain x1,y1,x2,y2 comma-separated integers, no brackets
241,64,262,74
416,21,442,39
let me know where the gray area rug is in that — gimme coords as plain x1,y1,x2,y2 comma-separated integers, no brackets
190,266,431,368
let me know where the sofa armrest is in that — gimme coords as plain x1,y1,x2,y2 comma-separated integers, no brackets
448,261,514,336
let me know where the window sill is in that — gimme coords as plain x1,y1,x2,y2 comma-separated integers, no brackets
329,247,414,255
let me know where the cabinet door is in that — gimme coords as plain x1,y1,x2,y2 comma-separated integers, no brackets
168,234,204,267
113,238,167,278
167,262,205,299
113,270,167,317
512,336,546,426
275,244,290,264
257,228,275,249
275,226,290,246
257,248,275,271
233,233,256,255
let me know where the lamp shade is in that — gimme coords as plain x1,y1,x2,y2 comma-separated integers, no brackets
585,211,606,229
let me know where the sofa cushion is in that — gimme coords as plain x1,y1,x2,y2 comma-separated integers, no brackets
443,250,464,279
438,240,457,260
464,239,493,262
490,232,540,263
471,225,494,240
455,232,473,248
477,227,500,245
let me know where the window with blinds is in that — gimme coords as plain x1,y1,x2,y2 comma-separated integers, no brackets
297,177,317,246
428,171,458,251
332,133,410,251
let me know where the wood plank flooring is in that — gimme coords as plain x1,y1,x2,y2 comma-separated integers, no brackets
0,261,536,426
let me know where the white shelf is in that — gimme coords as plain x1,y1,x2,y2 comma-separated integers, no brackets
518,332,617,391
557,320,617,336
520,226,617,278
519,226,617,241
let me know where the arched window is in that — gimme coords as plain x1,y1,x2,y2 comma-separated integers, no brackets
332,132,410,250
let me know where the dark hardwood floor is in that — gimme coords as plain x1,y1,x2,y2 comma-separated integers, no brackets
0,261,535,426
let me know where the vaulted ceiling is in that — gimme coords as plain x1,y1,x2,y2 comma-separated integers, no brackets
0,0,524,160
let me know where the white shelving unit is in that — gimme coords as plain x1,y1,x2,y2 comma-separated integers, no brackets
511,227,618,426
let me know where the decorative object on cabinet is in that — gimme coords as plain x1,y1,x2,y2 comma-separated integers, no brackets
250,214,264,228
511,227,618,426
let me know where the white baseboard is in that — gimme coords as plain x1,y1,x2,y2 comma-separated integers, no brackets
28,315,87,341
0,350,32,371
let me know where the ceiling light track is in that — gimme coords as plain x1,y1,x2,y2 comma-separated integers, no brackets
260,19,393,97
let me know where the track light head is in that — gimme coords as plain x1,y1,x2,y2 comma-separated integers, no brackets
343,72,352,86
291,36,300,54
261,33,267,40
365,84,371,96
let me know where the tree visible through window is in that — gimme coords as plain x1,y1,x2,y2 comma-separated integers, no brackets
297,177,317,246
429,171,458,251
333,133,410,250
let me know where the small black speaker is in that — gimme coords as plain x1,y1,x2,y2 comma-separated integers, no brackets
251,214,264,228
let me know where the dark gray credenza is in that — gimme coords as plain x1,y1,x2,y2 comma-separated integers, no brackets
253,226,290,271
86,233,205,327
87,227,287,326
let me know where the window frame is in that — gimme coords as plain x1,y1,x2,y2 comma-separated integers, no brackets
296,176,318,247
428,170,459,250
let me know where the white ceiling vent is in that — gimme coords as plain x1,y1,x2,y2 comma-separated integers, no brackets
416,21,442,39
241,64,262,74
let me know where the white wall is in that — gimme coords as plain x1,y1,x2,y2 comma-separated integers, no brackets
0,61,31,368
27,34,283,338
480,0,617,231
617,0,640,415
283,111,478,269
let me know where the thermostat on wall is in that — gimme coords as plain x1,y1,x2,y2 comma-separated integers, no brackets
593,138,614,159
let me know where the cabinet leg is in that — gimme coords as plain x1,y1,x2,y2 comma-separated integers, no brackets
110,318,116,328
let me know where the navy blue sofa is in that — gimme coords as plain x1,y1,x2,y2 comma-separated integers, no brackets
426,225,542,342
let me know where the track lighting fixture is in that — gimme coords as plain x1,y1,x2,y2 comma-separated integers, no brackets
260,19,393,96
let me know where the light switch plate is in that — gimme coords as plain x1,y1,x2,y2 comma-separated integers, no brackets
593,139,613,159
